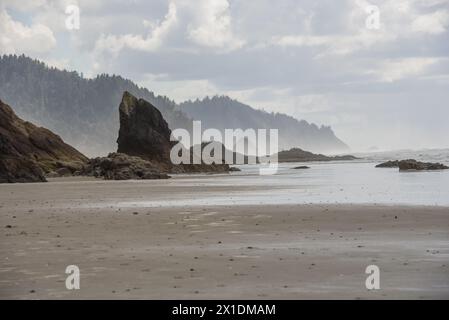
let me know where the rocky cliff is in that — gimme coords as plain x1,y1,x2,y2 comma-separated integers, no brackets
0,99,88,183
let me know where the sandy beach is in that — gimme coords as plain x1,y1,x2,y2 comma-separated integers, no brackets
1,176,448,299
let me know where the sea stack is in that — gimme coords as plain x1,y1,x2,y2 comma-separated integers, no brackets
117,91,174,163
115,91,230,174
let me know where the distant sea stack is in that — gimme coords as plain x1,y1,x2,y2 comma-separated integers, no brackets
0,99,88,183
276,147,357,163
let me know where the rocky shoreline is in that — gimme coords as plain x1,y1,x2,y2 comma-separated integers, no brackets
3,92,447,183
0,93,233,183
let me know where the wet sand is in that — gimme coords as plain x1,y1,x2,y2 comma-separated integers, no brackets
0,177,448,299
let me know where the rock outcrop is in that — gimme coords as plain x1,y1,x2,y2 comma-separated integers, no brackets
0,156,46,183
116,92,230,175
0,99,88,183
276,148,357,163
398,159,448,171
376,159,448,171
189,141,258,165
83,153,169,180
117,91,174,163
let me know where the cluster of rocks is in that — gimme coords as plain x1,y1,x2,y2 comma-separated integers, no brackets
376,159,449,171
83,153,169,180
46,161,88,178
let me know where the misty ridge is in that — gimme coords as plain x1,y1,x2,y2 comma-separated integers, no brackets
0,55,348,157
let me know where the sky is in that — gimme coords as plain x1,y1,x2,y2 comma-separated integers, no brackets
1,0,448,151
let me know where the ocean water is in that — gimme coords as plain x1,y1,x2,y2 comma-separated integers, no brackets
112,149,449,208
229,160,449,206
353,148,449,164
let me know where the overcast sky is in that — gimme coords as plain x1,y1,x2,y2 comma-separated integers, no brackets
1,0,448,151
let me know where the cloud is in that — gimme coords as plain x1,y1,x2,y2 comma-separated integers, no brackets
0,0,49,11
274,31,395,56
92,0,244,56
272,0,449,56
367,58,441,82
93,2,178,55
0,8,56,55
186,0,245,50
411,10,449,34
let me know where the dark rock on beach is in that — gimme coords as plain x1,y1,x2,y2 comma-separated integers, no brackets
0,99,88,183
398,159,449,171
84,153,169,180
376,159,449,171
293,166,310,169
